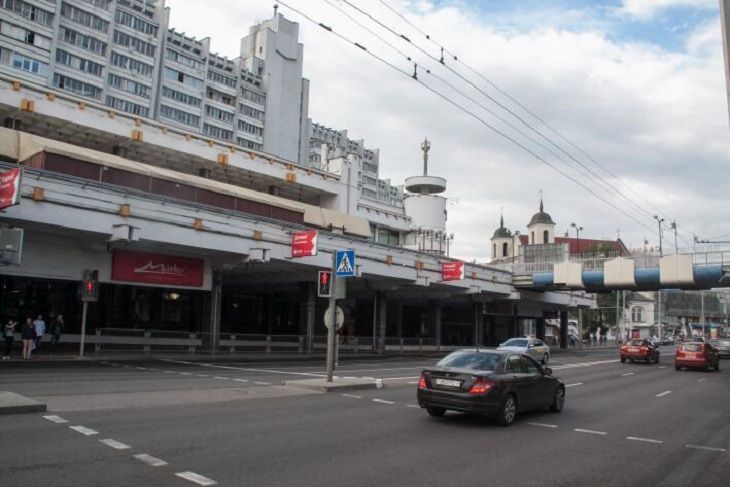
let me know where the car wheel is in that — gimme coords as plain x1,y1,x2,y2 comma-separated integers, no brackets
542,353,548,365
426,407,445,417
675,365,681,371
549,387,565,413
715,361,720,372
497,395,517,426
630,359,634,363
620,356,626,363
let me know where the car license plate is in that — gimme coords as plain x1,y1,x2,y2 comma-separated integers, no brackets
435,378,461,387
629,348,638,352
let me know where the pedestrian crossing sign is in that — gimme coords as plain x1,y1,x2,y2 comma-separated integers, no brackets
335,250,356,277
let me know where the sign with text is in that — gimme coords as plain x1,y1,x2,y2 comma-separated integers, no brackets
442,261,465,281
112,250,204,287
0,167,22,210
291,230,318,258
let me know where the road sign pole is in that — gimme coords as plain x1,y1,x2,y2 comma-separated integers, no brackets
326,252,337,382
79,300,88,357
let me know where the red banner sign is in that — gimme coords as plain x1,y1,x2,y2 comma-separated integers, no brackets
442,261,465,281
0,167,22,210
292,230,318,258
112,250,204,287
631,329,640,340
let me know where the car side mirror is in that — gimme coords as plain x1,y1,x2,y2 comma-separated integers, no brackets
543,367,553,375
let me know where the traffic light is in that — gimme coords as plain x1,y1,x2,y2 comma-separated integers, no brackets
318,270,332,297
82,270,99,302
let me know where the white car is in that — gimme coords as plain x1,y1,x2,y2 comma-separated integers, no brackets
498,337,551,364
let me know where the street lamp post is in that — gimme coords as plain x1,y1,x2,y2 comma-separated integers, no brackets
670,220,678,253
570,222,583,255
653,215,665,342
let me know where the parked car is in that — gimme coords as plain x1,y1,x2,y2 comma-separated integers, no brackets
498,337,550,364
417,349,565,426
620,339,660,363
707,339,730,359
675,341,720,371
660,336,675,346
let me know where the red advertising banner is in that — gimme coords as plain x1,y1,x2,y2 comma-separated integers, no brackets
631,329,640,340
112,250,204,287
291,230,318,257
0,167,22,210
442,261,465,281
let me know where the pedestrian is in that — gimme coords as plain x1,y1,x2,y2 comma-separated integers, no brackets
3,319,16,359
22,318,35,359
50,314,64,353
32,314,46,354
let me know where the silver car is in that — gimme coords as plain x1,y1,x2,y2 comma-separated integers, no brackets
498,337,551,364
708,339,730,358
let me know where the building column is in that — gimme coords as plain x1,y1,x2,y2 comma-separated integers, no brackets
300,282,315,354
473,302,484,346
208,270,222,353
432,300,442,350
536,316,545,340
377,292,387,353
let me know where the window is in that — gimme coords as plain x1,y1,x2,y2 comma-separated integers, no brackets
237,120,263,137
53,73,102,99
56,49,103,77
115,9,158,36
108,73,150,98
159,104,200,127
105,95,148,117
113,30,155,57
377,228,399,247
543,230,549,244
78,0,112,9
208,70,236,89
631,307,644,323
61,2,109,32
241,87,265,106
206,87,234,106
239,104,264,121
1,21,52,49
10,51,48,75
164,67,204,90
203,124,232,141
236,137,262,151
531,231,535,244
59,26,106,55
507,355,527,373
110,51,153,77
205,105,234,123
1,0,54,26
162,86,201,107
493,243,496,257
165,48,202,70
502,242,508,257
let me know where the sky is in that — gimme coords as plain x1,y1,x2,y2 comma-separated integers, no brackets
165,0,730,261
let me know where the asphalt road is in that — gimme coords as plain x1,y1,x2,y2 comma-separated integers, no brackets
1,347,729,486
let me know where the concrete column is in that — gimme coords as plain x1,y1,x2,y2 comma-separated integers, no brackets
300,282,315,354
473,302,484,345
395,301,404,339
536,316,545,340
208,270,222,353
377,293,387,353
433,300,442,350
560,309,568,349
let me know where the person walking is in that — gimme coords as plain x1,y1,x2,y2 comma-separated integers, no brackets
22,318,35,359
50,314,64,353
32,314,46,354
3,319,16,359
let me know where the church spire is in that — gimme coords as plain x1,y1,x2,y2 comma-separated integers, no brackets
539,189,544,212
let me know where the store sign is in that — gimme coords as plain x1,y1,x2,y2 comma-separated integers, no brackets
0,167,22,210
442,261,465,281
291,230,317,258
112,250,204,287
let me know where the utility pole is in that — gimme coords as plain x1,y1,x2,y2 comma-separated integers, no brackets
653,215,665,341
670,220,678,252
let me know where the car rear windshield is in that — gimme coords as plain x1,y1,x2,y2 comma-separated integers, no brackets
681,343,703,352
628,340,645,346
502,339,528,347
437,352,500,372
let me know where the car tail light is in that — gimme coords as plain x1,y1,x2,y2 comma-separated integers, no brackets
640,347,648,353
418,374,427,389
469,378,494,395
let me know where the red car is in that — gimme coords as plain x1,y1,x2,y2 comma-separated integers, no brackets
675,341,720,371
620,339,660,363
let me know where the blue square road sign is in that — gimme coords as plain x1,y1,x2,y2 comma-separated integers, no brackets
335,250,356,277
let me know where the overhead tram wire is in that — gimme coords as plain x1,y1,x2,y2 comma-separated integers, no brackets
341,0,660,227
376,0,682,236
322,0,645,205
275,0,659,237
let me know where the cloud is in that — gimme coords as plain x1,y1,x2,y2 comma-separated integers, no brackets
166,0,730,259
617,0,717,20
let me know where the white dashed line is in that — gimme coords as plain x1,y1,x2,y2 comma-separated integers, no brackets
254,381,270,385
565,383,584,388
134,453,168,467
372,399,395,405
657,366,666,369
655,391,672,398
621,373,635,377
380,376,420,381
195,374,210,378
686,444,726,453
69,426,98,436
627,436,663,444
698,378,707,382
43,415,68,424
135,367,147,370
408,381,418,384
341,393,362,399
99,361,110,365
528,422,558,429
100,439,131,450
405,404,420,408
175,471,218,486
233,378,249,383
342,376,357,380
213,376,230,380
163,370,174,374
361,376,375,380
574,428,607,436
179,372,192,375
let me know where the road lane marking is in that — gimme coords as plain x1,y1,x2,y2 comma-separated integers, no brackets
372,399,395,405
408,381,418,384
195,374,210,378
686,444,726,453
627,436,663,444
565,383,583,388
698,378,707,382
100,439,131,450
343,376,357,379
657,366,666,369
179,372,192,375
99,361,110,365
161,359,326,378
621,373,635,376
655,390,672,397
341,393,362,399
135,367,147,370
69,426,98,436
163,370,174,374
528,422,558,428
175,471,218,486
405,404,420,408
574,428,607,436
233,378,249,383
213,376,230,380
361,376,375,380
134,453,168,467
380,376,420,381
253,381,270,385
43,415,68,423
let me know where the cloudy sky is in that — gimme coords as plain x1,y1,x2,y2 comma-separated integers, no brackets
165,0,730,261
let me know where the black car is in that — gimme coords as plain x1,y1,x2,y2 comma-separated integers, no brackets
417,349,565,426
